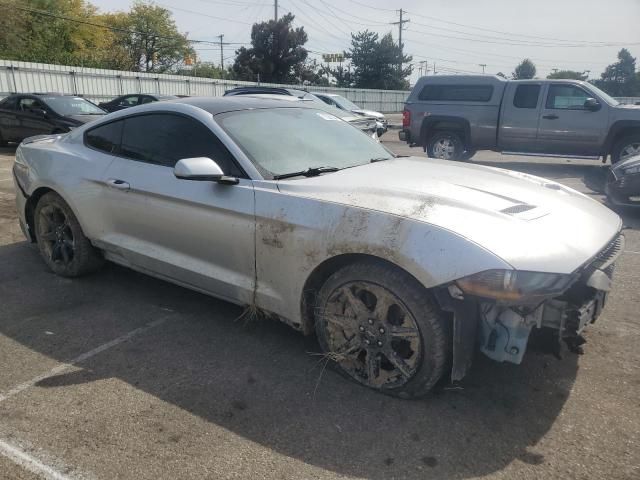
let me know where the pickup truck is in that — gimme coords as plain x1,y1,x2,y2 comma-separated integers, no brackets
400,76,640,163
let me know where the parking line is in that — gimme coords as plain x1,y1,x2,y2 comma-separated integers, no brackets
0,437,82,480
624,250,640,255
0,317,166,403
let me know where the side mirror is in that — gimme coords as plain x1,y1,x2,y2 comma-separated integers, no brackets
174,157,238,184
584,98,601,111
30,108,47,118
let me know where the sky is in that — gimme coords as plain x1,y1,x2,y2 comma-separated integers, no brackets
90,0,640,84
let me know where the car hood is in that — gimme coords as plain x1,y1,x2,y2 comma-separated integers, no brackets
66,114,106,124
353,109,385,119
277,157,621,274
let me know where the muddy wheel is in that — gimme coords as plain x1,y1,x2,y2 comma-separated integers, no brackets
34,192,104,277
611,134,640,164
426,131,464,161
315,261,448,398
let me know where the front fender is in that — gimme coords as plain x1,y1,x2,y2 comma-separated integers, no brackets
253,183,510,332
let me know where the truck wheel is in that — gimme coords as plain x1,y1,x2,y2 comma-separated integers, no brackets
426,131,465,161
34,192,104,277
611,134,640,164
314,261,448,398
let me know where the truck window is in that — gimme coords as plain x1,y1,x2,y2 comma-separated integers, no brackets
545,85,590,110
513,85,540,109
418,85,493,102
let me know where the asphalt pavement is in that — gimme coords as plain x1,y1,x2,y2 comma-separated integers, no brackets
0,140,638,480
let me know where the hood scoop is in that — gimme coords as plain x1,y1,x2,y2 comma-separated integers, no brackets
500,203,549,220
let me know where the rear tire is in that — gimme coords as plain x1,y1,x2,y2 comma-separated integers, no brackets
426,131,465,161
611,134,640,164
314,261,448,398
0,129,8,147
34,192,104,277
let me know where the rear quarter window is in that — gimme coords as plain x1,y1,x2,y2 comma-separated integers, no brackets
418,85,494,102
84,120,123,154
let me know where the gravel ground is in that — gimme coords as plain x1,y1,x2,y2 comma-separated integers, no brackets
0,140,638,480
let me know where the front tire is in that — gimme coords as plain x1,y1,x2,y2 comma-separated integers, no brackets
426,131,465,161
34,192,104,277
611,134,640,164
314,261,448,398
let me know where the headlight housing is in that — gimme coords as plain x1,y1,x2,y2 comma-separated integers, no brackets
455,270,573,303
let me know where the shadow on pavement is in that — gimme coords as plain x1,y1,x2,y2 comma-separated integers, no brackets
0,241,580,479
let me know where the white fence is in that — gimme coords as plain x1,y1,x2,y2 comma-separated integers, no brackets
0,60,410,113
2,60,638,111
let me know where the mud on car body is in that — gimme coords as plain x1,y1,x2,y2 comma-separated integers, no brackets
13,96,623,398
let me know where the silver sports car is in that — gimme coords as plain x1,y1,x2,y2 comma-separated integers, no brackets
13,96,623,398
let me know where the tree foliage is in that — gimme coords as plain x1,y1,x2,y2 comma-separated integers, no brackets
592,49,638,96
339,31,412,90
547,70,588,81
0,0,193,72
0,0,120,67
512,59,536,79
231,13,309,83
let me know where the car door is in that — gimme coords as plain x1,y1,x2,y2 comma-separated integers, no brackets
536,84,609,156
16,97,53,139
498,82,543,152
94,112,256,305
0,96,20,141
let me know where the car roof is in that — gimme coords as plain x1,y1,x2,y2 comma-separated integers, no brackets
224,86,309,97
166,95,317,115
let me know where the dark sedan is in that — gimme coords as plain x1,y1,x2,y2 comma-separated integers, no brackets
0,93,105,145
99,94,178,112
606,154,640,208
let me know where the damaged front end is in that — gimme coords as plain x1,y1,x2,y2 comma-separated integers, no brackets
436,233,625,381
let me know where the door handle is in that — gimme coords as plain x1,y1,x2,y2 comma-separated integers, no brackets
542,114,559,120
106,178,130,190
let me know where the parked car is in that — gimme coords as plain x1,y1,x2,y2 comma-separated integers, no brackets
606,154,640,207
313,92,388,137
98,94,178,112
401,75,640,163
0,93,105,145
13,96,623,398
224,86,379,137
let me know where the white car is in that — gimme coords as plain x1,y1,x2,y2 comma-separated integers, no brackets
13,96,623,398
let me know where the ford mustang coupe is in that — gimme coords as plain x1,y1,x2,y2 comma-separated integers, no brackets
12,96,623,398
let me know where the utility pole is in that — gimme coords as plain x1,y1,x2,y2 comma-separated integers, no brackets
274,0,278,21
218,34,224,70
391,9,410,74
479,63,486,74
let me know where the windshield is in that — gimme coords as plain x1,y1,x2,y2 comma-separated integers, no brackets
218,108,393,179
331,95,360,111
42,96,105,116
585,84,619,106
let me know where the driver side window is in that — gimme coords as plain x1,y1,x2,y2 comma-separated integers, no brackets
546,85,590,110
18,98,44,112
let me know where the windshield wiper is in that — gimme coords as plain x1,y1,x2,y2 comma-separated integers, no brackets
369,157,392,163
273,166,340,180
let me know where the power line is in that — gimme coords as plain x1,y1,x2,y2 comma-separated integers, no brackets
6,2,240,47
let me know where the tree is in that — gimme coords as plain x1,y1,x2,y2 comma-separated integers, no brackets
547,70,588,80
109,2,194,73
342,31,412,90
512,59,536,79
592,49,638,96
231,13,308,83
0,0,121,67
